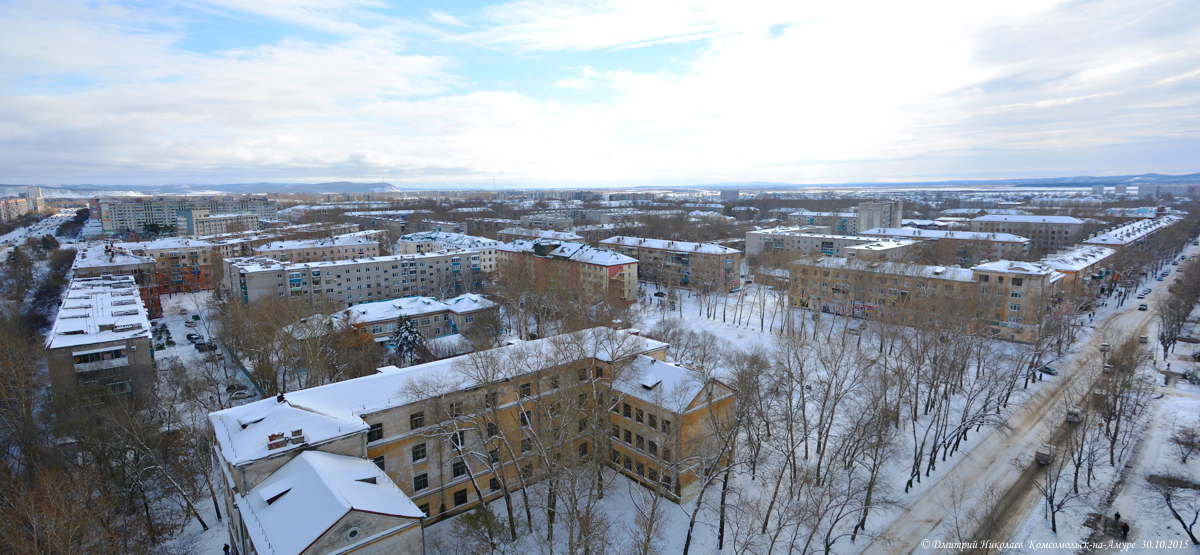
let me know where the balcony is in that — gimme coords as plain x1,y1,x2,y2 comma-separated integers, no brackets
75,358,130,373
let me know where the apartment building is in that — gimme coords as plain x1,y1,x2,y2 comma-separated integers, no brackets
497,240,638,303
200,223,363,259
520,213,575,230
496,227,586,243
112,238,219,295
745,227,916,259
1040,246,1116,299
71,244,163,318
789,257,976,317
859,227,1029,262
0,197,29,222
253,233,381,263
967,215,1084,251
1081,215,1181,253
784,200,903,236
175,209,260,236
45,276,155,408
341,293,497,342
568,223,647,246
398,231,501,258
464,218,523,237
99,196,277,232
1137,183,1200,199
208,327,734,550
225,249,486,307
970,260,1064,341
598,236,742,291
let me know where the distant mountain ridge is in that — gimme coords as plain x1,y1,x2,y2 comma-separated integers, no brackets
4,173,1198,196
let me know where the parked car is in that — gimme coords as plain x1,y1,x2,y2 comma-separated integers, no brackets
1138,304,1149,311
1038,365,1059,376
1139,335,1149,344
195,342,219,352
1137,294,1147,299
184,321,197,328
185,333,202,343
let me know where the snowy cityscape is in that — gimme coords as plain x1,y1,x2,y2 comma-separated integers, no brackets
3,2,1200,555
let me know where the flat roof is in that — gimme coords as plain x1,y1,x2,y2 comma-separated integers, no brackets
46,275,152,350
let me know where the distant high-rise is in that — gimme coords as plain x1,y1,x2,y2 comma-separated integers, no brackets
720,190,740,202
1114,184,1127,195
1091,185,1105,196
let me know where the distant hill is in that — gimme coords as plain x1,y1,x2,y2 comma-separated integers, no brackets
687,173,1200,189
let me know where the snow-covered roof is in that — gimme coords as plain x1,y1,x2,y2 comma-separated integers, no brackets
239,451,422,555
497,228,585,241
860,228,1029,243
1040,246,1116,272
226,249,478,274
72,244,155,270
1082,216,1182,247
612,356,706,414
970,260,1056,276
793,257,976,282
342,296,449,325
499,240,637,266
112,238,216,251
254,235,377,252
970,215,1084,224
210,329,665,462
397,231,499,249
788,211,857,218
844,239,916,252
446,293,495,314
46,275,152,350
599,236,741,256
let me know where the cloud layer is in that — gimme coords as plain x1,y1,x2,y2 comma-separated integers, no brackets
1,0,1197,185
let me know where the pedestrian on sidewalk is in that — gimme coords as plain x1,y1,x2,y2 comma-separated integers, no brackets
1114,511,1121,523
1121,522,1129,540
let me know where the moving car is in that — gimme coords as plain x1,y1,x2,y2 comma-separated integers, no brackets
1138,304,1149,311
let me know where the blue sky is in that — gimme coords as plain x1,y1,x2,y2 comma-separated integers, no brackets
1,0,1198,186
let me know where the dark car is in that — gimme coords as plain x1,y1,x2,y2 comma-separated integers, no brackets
1138,304,1149,311
194,342,218,352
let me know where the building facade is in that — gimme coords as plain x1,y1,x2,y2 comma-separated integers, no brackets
0,197,29,223
71,244,163,318
225,249,486,307
176,209,261,236
113,238,220,295
497,240,639,303
967,215,1084,251
46,276,155,408
598,236,742,291
99,196,277,232
859,227,1029,262
208,327,735,547
253,232,382,263
746,227,917,259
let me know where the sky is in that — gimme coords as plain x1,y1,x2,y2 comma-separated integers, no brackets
0,0,1198,187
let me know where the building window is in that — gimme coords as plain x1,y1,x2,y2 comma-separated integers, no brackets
649,468,659,483
490,449,500,464
418,503,430,516
648,414,657,429
412,443,427,462
623,455,632,471
636,435,644,451
636,462,645,477
649,441,658,457
451,431,465,448
410,412,425,430
1009,303,1021,311
372,455,385,471
578,442,589,457
662,419,672,433
521,438,532,453
520,411,532,427
453,460,467,478
486,421,498,437
611,449,620,463
611,425,619,438
1012,278,1023,287
623,403,631,418
623,430,632,444
490,477,501,491
635,408,644,424
663,447,671,462
551,376,560,389
367,423,383,442
454,489,468,506
414,473,428,491
520,383,531,397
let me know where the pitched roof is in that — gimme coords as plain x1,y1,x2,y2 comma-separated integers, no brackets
239,451,422,555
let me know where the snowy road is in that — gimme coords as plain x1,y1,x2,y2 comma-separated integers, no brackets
860,292,1161,555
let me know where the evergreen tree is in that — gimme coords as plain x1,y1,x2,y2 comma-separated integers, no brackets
389,316,425,366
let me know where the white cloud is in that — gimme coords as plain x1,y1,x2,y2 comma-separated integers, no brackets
430,12,467,26
2,0,1199,184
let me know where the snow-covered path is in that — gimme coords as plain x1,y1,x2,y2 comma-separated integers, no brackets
860,292,1162,554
